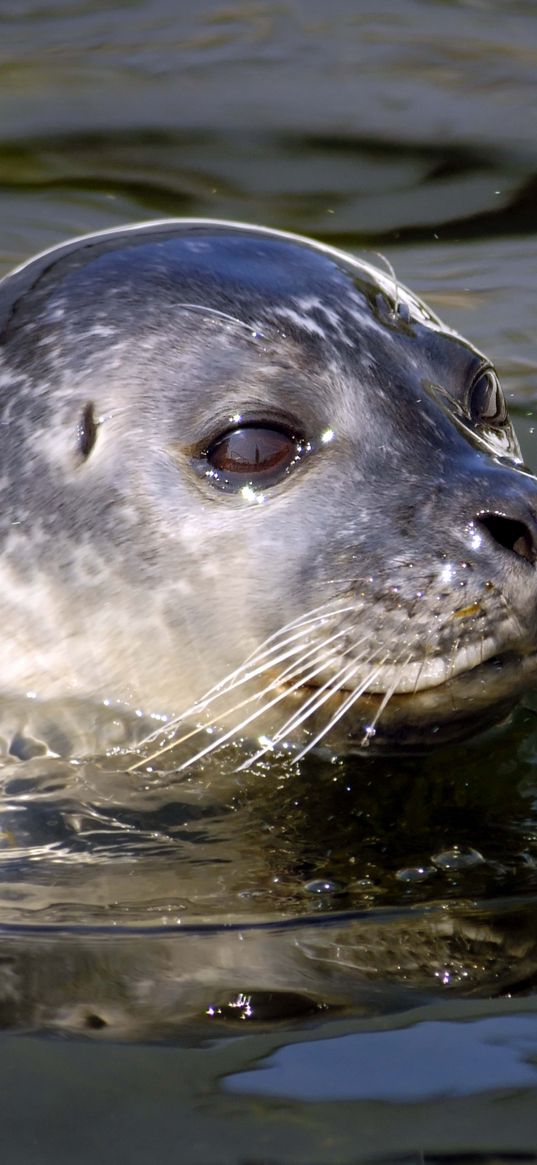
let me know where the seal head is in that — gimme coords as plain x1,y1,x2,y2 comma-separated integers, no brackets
1,219,537,759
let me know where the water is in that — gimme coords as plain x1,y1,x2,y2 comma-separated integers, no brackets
2,1,537,1162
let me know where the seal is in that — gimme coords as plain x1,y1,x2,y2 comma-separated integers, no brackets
1,217,537,763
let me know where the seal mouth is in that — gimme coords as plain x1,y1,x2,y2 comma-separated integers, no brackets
278,619,532,707
130,647,535,775
292,644,534,704
185,632,537,770
333,635,507,697
284,647,537,752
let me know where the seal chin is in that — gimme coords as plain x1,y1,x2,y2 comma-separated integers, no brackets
130,642,537,775
272,649,537,757
346,650,537,752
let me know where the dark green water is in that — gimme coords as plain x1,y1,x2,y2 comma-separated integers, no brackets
2,1,537,1162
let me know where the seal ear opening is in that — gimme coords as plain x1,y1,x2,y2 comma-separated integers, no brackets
78,402,98,461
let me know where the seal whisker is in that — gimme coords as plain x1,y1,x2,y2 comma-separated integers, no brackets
220,611,353,683
132,614,354,758
238,603,358,668
129,637,343,771
292,659,390,764
245,624,357,693
234,638,377,773
131,627,358,772
409,621,441,696
234,650,370,771
175,647,362,773
187,601,354,704
373,252,400,316
180,621,372,763
133,600,358,750
173,303,269,343
359,657,413,747
448,634,462,684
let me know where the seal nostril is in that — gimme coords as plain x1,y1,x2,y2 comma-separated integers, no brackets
84,1012,107,1030
478,513,537,564
78,402,98,461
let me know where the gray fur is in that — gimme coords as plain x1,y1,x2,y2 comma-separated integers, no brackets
0,219,536,756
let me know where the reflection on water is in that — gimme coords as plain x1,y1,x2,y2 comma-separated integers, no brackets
2,897,537,1041
0,712,535,1040
1,709,537,928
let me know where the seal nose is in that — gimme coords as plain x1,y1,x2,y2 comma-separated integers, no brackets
477,511,537,565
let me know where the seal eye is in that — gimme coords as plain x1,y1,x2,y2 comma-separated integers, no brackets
468,369,508,429
206,426,301,489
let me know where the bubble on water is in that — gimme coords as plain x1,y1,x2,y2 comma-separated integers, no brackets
303,879,342,895
395,865,437,883
431,846,485,871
